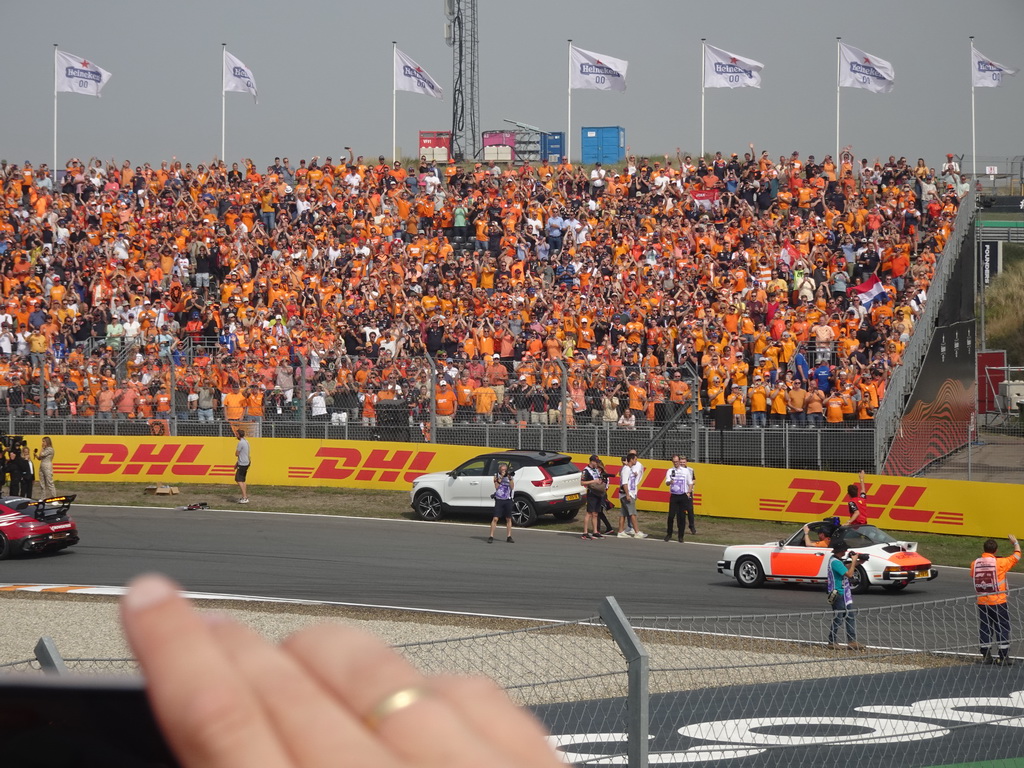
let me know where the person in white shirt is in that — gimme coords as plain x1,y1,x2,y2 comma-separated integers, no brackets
589,163,607,197
623,448,645,534
616,453,648,538
308,388,328,421
664,454,696,541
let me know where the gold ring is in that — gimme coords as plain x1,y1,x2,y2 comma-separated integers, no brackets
364,685,431,730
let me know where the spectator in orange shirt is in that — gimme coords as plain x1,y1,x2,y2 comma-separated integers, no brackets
222,387,247,421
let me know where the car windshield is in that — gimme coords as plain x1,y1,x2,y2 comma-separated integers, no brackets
837,525,899,548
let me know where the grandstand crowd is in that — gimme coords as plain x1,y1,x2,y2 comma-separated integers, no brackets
0,146,967,429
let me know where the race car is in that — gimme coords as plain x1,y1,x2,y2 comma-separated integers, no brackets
0,495,79,559
717,518,938,593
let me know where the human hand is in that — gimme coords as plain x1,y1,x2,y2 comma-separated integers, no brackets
121,574,562,768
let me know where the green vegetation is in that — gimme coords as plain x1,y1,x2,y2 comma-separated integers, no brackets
984,252,1024,366
72,482,991,568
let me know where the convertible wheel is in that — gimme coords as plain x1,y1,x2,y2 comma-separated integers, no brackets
850,564,871,594
735,556,765,588
511,496,538,527
882,581,909,592
552,508,579,522
415,491,444,522
0,533,10,561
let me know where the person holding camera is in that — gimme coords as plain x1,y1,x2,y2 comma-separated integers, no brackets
827,542,866,650
580,454,607,540
488,462,515,544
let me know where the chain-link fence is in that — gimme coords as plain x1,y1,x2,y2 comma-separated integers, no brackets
915,411,1024,484
6,591,1024,766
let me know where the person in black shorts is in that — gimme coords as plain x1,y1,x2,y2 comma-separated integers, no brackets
488,462,515,544
234,429,251,503
596,460,615,535
580,454,607,540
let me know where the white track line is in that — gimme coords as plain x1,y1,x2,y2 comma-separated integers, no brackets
0,583,561,624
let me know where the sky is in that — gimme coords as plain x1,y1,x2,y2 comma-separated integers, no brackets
3,0,1022,174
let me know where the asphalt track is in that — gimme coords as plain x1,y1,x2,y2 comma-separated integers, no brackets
4,504,1017,622
538,665,1024,767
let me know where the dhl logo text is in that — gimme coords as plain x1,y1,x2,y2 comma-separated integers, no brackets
56,443,235,477
288,448,438,484
759,478,963,526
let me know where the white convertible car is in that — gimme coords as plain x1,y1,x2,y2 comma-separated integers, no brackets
717,520,938,594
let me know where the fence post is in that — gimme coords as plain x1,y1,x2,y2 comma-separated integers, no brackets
557,359,568,453
784,423,790,470
425,356,438,444
169,352,178,437
298,351,308,440
599,596,648,768
39,362,46,435
967,412,974,482
34,636,68,675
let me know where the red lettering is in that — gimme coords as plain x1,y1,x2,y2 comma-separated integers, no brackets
783,479,844,517
402,451,438,483
889,484,937,523
130,444,182,464
79,444,129,475
310,447,363,480
363,449,414,470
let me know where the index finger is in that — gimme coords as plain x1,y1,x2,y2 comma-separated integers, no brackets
121,574,293,768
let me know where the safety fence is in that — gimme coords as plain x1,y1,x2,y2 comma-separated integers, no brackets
6,591,1024,767
915,414,1024,485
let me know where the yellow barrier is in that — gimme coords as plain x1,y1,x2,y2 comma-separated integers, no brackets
39,435,1023,538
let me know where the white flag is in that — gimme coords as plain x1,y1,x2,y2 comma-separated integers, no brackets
839,43,894,93
394,48,443,99
569,45,628,92
972,47,1017,88
223,50,258,103
54,50,111,97
704,44,763,89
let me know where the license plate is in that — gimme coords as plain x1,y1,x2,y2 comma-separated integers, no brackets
916,569,930,578
51,532,70,539
565,493,580,501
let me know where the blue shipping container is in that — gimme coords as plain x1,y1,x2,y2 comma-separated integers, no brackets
580,126,625,165
540,132,565,163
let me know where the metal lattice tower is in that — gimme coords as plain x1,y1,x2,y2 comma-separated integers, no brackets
445,0,479,161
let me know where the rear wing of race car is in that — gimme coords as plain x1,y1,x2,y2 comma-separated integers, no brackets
33,494,77,520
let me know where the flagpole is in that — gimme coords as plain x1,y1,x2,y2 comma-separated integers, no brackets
970,36,977,184
567,39,573,163
53,43,58,178
700,39,706,158
835,37,841,164
392,41,398,163
221,43,227,161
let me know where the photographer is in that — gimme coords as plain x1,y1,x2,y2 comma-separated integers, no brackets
488,462,514,544
827,542,866,651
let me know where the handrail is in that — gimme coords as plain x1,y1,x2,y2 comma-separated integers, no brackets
873,190,976,472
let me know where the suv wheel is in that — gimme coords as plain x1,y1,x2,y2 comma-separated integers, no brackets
553,508,579,522
511,495,538,527
415,490,444,522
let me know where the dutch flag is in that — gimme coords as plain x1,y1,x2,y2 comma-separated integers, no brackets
853,274,887,308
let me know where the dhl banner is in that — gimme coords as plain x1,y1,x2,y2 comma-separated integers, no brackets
38,436,1024,538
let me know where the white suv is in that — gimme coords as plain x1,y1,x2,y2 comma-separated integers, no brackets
410,450,585,527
